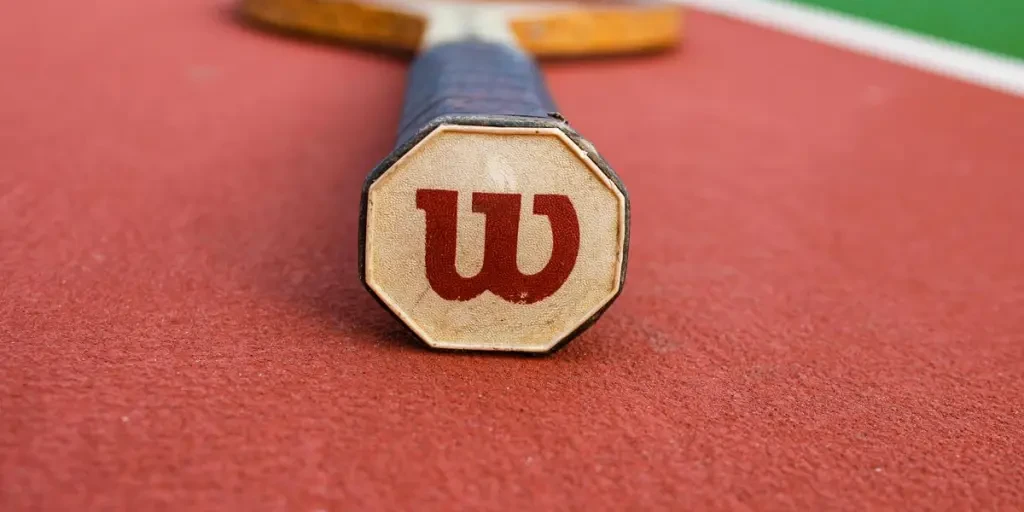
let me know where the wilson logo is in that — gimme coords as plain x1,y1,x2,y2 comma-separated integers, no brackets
416,189,580,304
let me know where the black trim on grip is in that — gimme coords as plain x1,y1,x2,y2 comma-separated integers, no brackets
394,41,557,147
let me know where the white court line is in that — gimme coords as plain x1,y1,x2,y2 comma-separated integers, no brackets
677,0,1024,97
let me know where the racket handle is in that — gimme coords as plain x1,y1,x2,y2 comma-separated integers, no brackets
394,41,558,148
361,38,630,354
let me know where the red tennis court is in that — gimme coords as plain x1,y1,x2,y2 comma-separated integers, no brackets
2,0,1022,509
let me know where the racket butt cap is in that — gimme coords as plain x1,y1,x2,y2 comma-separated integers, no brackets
360,116,630,354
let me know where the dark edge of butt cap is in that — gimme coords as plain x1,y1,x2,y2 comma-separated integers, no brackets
357,114,631,356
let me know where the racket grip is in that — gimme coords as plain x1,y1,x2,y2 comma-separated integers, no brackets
394,41,558,148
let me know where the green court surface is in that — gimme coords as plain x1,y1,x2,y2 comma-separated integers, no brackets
789,0,1024,59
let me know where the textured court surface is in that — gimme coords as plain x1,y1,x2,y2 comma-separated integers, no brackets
2,1,1023,510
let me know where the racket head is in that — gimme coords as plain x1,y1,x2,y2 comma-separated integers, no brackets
238,0,684,58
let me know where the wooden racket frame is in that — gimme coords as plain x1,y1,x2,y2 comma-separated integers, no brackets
238,0,683,57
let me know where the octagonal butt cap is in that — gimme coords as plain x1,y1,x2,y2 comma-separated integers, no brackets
362,122,628,353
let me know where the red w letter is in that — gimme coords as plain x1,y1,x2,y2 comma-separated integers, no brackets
416,189,580,304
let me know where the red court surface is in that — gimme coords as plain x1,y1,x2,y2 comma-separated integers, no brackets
2,1,1023,510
